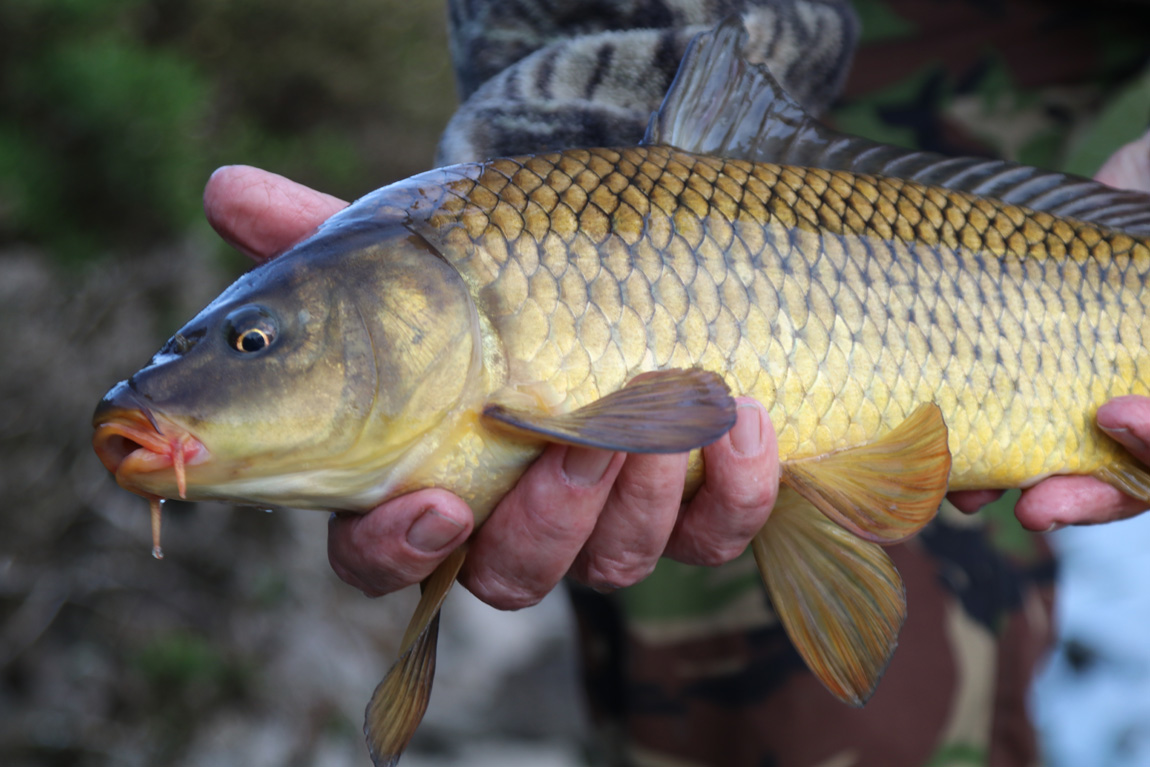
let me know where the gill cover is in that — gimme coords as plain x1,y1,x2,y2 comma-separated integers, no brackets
97,221,480,510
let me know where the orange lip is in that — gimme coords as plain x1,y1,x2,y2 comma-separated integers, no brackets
92,408,207,499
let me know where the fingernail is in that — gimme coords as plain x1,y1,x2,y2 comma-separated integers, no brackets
563,447,614,486
207,164,237,181
1099,424,1149,453
407,508,465,552
729,403,763,456
1044,522,1066,533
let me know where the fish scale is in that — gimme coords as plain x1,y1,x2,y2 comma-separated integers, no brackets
407,144,1150,489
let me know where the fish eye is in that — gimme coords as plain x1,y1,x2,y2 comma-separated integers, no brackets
223,306,278,355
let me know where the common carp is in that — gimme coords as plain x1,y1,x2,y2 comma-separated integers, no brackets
92,18,1150,766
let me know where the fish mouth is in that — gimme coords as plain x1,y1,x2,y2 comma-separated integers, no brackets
92,383,208,498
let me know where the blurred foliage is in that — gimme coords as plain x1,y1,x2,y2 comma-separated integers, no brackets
1064,63,1150,178
0,5,454,764
978,489,1031,558
0,0,456,261
133,631,254,755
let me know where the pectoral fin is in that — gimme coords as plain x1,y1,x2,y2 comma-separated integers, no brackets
751,488,905,706
781,403,951,544
364,546,468,767
482,368,736,453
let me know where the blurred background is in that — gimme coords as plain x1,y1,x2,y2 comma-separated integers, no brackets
2,1,1149,766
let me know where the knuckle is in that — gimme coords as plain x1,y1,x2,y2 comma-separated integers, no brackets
686,486,772,541
486,591,545,611
716,474,778,517
326,554,363,589
518,493,597,546
601,454,688,524
673,537,748,568
690,540,748,567
465,570,547,612
575,550,656,591
327,532,429,597
614,473,673,510
727,507,772,542
327,554,406,597
668,501,757,567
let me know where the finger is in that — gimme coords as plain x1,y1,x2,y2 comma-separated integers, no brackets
569,451,688,591
1014,475,1149,531
327,489,473,597
1093,129,1150,193
966,398,1150,526
203,165,347,261
947,489,1005,514
1096,395,1150,465
462,444,625,610
666,398,778,566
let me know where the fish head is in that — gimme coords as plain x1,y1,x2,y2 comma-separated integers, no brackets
93,222,481,511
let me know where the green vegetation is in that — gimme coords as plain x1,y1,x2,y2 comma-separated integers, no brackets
0,0,456,261
134,630,249,700
132,630,255,757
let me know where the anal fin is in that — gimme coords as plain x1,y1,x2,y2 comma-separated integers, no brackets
364,546,467,767
482,368,736,453
751,488,906,706
781,403,951,544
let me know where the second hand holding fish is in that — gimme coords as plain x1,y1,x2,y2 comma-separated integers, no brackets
202,144,1150,606
952,130,1150,529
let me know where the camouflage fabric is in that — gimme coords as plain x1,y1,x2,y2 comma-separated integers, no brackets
437,1,1150,766
835,0,1150,174
569,501,1057,767
438,0,859,165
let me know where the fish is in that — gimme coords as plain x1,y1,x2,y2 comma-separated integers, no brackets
91,16,1150,767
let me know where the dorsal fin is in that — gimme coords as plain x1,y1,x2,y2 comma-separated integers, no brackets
644,16,1150,236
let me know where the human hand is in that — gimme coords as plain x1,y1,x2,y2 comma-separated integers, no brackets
203,164,782,610
327,401,776,610
948,396,1150,528
1094,129,1150,193
951,130,1150,527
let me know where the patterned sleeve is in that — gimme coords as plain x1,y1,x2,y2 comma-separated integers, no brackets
437,0,859,164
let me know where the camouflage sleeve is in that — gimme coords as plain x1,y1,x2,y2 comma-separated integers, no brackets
437,0,859,164
565,500,1057,767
